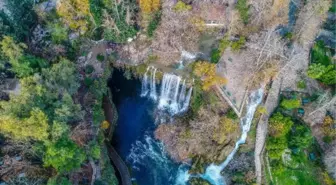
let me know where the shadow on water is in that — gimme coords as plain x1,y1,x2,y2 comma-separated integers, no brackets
108,69,185,185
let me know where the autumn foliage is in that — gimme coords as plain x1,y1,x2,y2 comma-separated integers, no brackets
193,61,227,91
139,0,160,14
56,0,90,34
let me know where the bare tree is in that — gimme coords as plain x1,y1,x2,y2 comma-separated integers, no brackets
324,143,336,180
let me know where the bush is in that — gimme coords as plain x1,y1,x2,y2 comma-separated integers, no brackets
231,36,246,51
147,11,161,38
43,137,86,173
236,0,249,24
297,80,306,89
89,142,101,159
85,65,95,74
268,112,293,137
280,99,301,109
210,49,221,64
227,108,238,120
84,77,94,86
96,53,105,62
174,1,192,12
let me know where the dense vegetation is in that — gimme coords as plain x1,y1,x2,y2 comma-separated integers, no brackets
0,0,123,184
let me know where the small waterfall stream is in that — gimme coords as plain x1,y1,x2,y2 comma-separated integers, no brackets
141,66,193,114
176,88,264,185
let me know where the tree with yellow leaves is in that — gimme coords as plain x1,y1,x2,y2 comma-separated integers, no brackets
193,61,227,91
56,0,90,34
0,108,49,141
139,0,160,14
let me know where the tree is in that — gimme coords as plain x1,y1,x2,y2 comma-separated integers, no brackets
139,0,160,14
47,176,72,185
289,125,313,149
268,112,293,138
43,58,80,95
51,121,70,141
193,61,227,91
43,137,86,173
0,108,49,141
307,63,336,85
0,36,26,61
53,92,83,123
214,116,239,144
0,0,37,41
0,36,47,77
47,22,68,44
56,0,90,34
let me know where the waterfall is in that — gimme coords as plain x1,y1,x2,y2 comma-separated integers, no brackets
176,88,264,185
141,66,150,97
140,66,193,114
150,67,157,100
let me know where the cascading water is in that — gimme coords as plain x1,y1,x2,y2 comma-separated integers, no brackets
140,66,150,97
176,88,264,185
141,66,193,115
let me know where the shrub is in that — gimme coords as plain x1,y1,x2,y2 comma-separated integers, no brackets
84,77,94,86
227,108,238,120
174,1,192,12
236,0,249,24
231,36,246,51
89,142,101,159
311,40,332,66
210,49,221,64
85,65,95,74
280,99,301,109
297,80,306,89
147,11,161,38
268,112,293,137
190,79,204,113
48,22,68,44
43,137,86,173
96,53,105,62
218,36,231,52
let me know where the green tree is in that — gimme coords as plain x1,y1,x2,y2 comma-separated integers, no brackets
280,98,301,109
267,136,288,160
47,176,72,185
289,125,313,149
0,0,37,41
0,36,26,61
53,92,83,123
236,0,249,24
43,58,80,95
48,22,68,44
231,36,246,51
308,63,330,78
268,112,293,138
44,137,86,173
308,63,336,85
51,121,70,141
